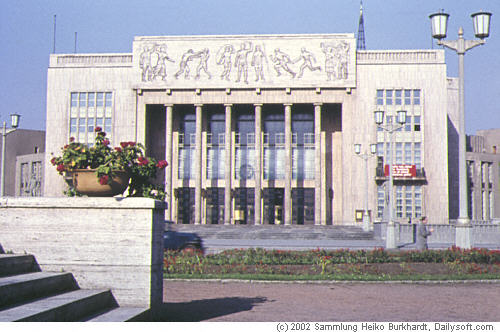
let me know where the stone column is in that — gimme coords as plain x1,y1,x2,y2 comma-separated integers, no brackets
484,162,490,221
284,104,292,225
254,104,263,225
165,104,174,221
314,103,322,225
474,161,481,220
195,104,203,225
224,104,232,225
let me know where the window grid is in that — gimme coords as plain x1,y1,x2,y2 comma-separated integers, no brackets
377,185,385,218
394,185,422,219
70,91,113,145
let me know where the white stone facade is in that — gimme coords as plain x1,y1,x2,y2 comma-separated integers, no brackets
44,33,453,225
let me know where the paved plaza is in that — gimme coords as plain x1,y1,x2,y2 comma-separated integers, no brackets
161,280,500,322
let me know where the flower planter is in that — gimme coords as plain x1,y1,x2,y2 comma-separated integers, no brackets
69,169,130,197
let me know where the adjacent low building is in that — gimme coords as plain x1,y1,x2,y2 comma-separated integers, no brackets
466,129,500,222
0,129,45,197
44,32,456,226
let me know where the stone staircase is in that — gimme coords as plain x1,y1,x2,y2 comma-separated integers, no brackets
0,254,148,322
174,224,375,241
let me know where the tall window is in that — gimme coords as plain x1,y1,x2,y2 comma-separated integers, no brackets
70,92,113,145
395,143,403,164
377,185,386,218
206,110,225,179
263,111,285,180
235,110,255,180
178,112,196,179
292,109,314,180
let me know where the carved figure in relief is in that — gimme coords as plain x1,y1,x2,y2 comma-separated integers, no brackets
234,42,253,84
337,41,349,79
293,47,321,78
320,41,350,81
251,45,266,82
175,49,195,79
216,45,234,81
154,46,175,81
140,46,153,81
270,48,296,78
139,44,174,82
194,48,212,80
320,42,337,81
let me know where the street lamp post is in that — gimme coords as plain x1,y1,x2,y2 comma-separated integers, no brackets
354,143,377,232
374,109,407,249
429,10,492,248
1,114,21,197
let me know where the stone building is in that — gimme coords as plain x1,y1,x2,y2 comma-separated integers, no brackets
465,129,500,222
0,129,45,197
44,33,454,225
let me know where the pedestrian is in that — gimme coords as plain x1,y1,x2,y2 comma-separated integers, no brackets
416,216,433,250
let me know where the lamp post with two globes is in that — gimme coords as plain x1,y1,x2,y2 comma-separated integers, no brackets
374,109,407,249
429,10,492,248
354,143,377,232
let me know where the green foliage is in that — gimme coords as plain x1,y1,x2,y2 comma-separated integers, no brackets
163,247,500,279
51,127,169,198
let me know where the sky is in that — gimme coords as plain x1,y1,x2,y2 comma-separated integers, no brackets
1,0,499,134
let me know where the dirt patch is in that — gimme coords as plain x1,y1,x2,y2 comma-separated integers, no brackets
163,281,500,321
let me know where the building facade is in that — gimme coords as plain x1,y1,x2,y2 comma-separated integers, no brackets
466,129,500,222
15,152,45,197
44,33,453,225
0,129,45,197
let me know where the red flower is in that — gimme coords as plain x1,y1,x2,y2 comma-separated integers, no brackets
99,175,109,185
102,139,110,146
128,142,136,147
120,142,129,148
50,157,57,165
69,137,75,142
138,156,149,166
56,164,65,172
114,147,122,152
157,160,168,169
95,127,102,132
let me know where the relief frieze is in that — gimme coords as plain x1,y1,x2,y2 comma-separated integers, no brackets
133,34,355,88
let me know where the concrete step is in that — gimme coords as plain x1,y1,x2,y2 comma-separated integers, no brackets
0,272,78,309
0,254,40,277
173,224,375,241
84,307,149,322
0,289,118,322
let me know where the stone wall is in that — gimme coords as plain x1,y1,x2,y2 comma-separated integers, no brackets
375,221,500,248
0,197,164,309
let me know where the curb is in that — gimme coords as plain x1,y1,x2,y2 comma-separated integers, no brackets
165,278,500,285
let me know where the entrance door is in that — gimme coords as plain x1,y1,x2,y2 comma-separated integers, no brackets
176,188,195,224
234,188,255,224
292,188,315,225
263,188,284,224
206,188,224,224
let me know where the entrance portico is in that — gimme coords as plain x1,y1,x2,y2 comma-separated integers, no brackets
139,88,347,225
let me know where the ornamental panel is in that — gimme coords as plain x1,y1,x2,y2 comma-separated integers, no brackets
133,34,356,89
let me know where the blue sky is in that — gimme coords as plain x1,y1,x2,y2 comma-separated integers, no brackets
1,0,499,134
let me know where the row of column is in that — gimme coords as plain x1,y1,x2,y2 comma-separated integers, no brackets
164,103,325,225
470,161,493,221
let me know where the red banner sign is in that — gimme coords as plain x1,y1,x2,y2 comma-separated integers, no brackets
384,164,417,177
